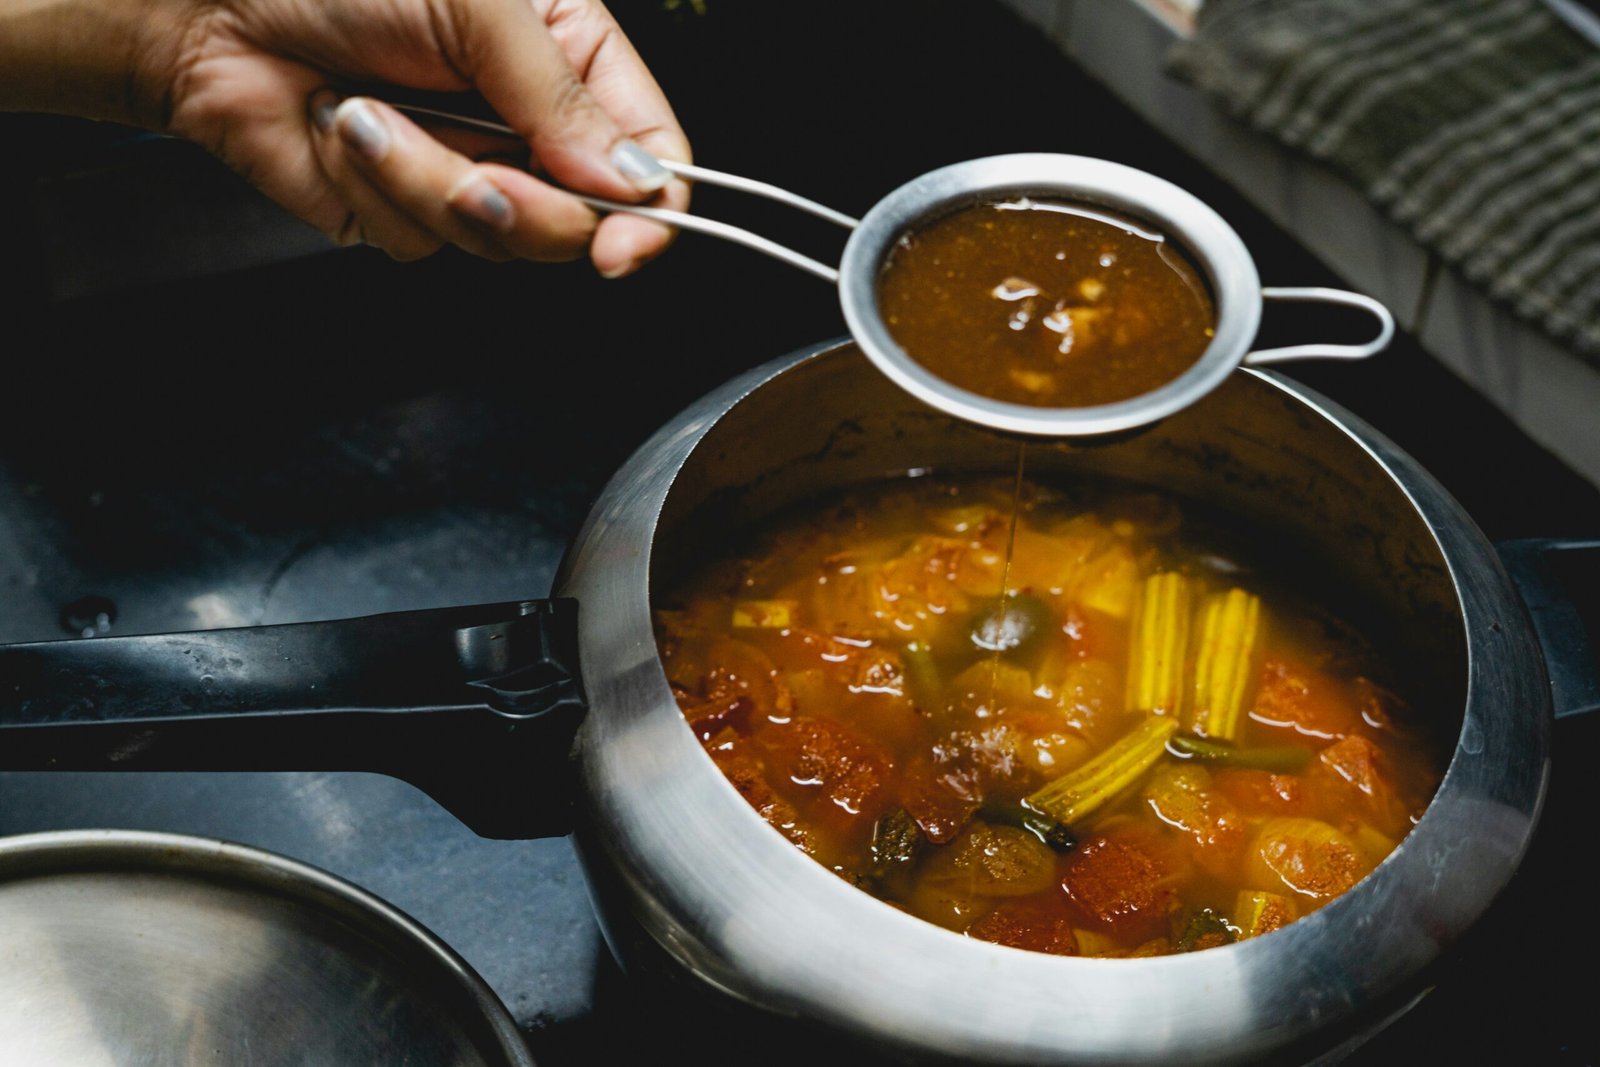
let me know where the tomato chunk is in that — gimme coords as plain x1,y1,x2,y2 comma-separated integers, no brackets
763,716,894,830
967,902,1079,956
709,745,814,855
900,761,979,844
1251,657,1358,741
1060,830,1185,939
1307,735,1411,837
1212,768,1307,817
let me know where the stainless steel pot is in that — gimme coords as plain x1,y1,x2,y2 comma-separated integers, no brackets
1,340,1592,1064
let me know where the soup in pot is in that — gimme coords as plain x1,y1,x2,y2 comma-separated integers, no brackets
654,476,1443,958
877,199,1216,408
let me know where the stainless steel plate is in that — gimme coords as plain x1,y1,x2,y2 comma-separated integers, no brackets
0,829,536,1066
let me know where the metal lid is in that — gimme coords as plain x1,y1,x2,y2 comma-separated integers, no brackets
0,830,536,1066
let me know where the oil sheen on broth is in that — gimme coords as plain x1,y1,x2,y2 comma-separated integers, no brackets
654,477,1442,958
877,199,1216,407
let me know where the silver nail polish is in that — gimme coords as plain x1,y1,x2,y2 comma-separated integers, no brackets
450,175,515,232
337,101,390,162
311,92,339,134
611,140,671,193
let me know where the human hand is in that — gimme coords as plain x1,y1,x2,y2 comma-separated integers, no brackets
0,0,691,275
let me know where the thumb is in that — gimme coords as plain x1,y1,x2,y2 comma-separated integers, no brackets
432,0,670,200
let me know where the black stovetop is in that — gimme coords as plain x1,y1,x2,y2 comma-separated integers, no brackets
2,3,1598,1063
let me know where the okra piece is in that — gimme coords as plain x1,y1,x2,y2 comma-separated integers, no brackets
1189,588,1261,741
1024,714,1179,827
1127,573,1192,715
1167,734,1310,773
1235,890,1295,939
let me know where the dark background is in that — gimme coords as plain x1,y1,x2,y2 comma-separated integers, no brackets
1,1,1597,1063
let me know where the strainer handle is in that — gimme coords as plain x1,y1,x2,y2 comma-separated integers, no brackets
1242,287,1397,365
389,102,855,283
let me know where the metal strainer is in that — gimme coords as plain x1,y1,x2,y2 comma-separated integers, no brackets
397,107,1395,437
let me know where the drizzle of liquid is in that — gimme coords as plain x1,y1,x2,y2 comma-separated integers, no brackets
985,441,1028,713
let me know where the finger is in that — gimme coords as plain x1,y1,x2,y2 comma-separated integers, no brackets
316,94,596,262
534,0,692,277
590,213,675,279
432,0,672,200
538,0,692,169
308,95,454,261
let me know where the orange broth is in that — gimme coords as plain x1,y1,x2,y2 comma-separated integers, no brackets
654,476,1443,958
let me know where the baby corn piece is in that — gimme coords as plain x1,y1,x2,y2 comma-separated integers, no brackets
1234,890,1295,939
1024,714,1178,827
1189,589,1261,741
1127,573,1192,715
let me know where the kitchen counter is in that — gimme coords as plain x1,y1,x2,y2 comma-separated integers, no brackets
1,2,1597,1063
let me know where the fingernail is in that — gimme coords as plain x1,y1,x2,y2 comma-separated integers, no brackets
449,173,515,233
611,140,671,193
310,90,340,134
598,259,638,280
336,99,390,162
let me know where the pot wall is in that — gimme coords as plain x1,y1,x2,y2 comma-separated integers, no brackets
557,340,1548,1065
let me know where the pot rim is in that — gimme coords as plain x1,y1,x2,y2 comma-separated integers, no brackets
560,339,1550,1065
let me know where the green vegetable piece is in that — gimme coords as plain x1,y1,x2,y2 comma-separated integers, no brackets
969,593,1051,658
1024,714,1179,827
871,808,923,877
1021,810,1079,853
976,801,1077,853
1175,908,1237,952
1168,734,1311,774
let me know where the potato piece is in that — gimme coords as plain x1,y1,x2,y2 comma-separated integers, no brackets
1142,763,1246,878
1235,890,1295,939
1052,658,1124,739
1005,521,1109,599
1026,731,1094,776
1245,817,1373,902
678,636,792,738
732,599,798,629
872,536,976,640
1073,543,1140,621
905,880,992,932
921,823,1058,897
927,505,1002,536
948,660,1048,719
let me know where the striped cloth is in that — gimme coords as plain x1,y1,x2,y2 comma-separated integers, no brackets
1167,0,1600,361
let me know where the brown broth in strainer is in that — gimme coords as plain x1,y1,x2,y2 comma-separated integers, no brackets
653,475,1443,958
877,200,1216,407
